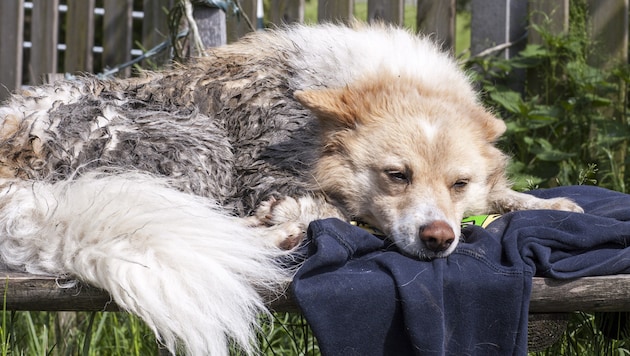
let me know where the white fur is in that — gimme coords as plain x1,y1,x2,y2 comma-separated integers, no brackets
274,24,473,95
0,172,289,355
390,202,460,259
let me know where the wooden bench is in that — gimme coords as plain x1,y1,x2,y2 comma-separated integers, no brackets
3,271,630,313
3,271,630,351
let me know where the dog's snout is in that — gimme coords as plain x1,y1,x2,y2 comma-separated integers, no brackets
419,220,455,252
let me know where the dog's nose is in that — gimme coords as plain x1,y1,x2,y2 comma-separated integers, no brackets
419,220,455,252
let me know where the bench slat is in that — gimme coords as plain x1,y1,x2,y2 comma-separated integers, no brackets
2,272,629,313
530,275,630,312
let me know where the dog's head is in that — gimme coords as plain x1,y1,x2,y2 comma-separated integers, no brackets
295,73,508,259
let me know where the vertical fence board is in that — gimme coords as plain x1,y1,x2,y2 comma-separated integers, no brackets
416,0,455,51
142,0,172,66
65,0,95,74
586,0,629,68
368,0,404,25
586,0,629,185
104,0,133,77
0,0,24,100
528,0,569,45
318,0,354,24
526,0,569,98
470,0,527,58
269,0,305,25
31,0,59,85
227,0,257,42
194,7,227,50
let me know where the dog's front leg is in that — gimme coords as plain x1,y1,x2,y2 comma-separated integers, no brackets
247,195,346,249
490,188,584,214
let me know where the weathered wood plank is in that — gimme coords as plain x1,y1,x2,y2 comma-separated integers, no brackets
470,0,527,58
586,0,629,68
318,0,354,24
530,276,630,312
525,0,569,102
0,271,297,312
0,0,24,100
416,0,455,51
3,272,630,313
104,0,133,77
269,0,305,25
368,0,404,26
227,0,257,43
30,0,59,85
528,0,569,46
194,6,227,50
0,272,117,311
65,0,95,73
142,0,172,66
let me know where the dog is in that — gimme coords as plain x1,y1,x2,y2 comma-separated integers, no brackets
0,23,582,355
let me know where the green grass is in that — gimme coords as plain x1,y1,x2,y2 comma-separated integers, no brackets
0,310,160,356
0,310,316,356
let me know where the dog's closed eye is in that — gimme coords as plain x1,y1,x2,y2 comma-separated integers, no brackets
385,169,410,184
452,179,470,191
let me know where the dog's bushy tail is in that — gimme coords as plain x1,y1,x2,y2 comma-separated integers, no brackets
0,172,289,355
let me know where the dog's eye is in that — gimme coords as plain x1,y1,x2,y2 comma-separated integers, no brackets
386,170,409,183
452,179,469,190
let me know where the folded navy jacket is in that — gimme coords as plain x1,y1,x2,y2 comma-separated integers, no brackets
291,186,630,356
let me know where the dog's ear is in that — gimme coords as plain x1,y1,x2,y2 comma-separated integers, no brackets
294,88,358,128
477,111,507,142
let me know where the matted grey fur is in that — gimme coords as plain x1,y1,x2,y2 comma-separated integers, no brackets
0,23,583,355
1,52,317,216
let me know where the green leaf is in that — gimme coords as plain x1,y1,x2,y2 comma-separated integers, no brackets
530,138,576,161
489,90,523,114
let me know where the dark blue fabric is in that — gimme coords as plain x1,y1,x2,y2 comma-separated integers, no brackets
291,186,630,356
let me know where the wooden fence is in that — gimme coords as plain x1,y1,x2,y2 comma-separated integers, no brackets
0,0,628,101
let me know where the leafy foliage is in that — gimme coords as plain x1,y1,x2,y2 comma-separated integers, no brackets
466,1,630,192
467,3,630,353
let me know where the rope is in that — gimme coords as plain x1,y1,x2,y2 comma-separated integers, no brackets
98,30,188,79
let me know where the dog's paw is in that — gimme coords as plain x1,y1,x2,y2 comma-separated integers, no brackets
245,197,307,249
250,196,302,226
537,197,584,213
247,195,346,249
263,222,306,250
496,190,585,214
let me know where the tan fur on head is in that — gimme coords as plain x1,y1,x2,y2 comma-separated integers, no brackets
295,73,426,129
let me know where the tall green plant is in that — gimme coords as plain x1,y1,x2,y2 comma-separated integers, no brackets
467,1,630,192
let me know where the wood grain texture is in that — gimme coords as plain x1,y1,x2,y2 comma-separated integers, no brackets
3,272,629,313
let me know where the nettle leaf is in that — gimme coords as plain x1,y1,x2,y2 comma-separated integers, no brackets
505,120,530,134
524,105,560,128
595,119,630,146
506,161,544,191
509,45,549,68
585,93,613,107
531,138,576,161
490,90,523,114
519,44,549,58
535,150,576,162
